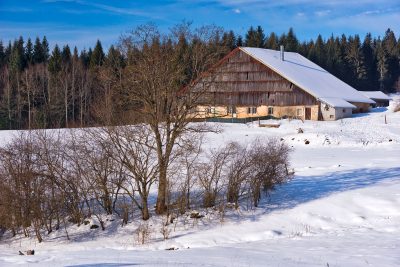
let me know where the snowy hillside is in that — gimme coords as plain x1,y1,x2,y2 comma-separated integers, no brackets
0,99,400,267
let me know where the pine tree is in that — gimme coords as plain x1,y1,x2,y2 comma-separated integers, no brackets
244,26,255,47
90,40,105,68
382,29,399,92
362,33,378,90
16,36,27,70
265,32,278,50
236,35,243,47
222,30,236,50
105,45,121,65
285,28,299,52
175,35,191,85
79,49,90,68
255,26,265,48
5,41,12,63
0,41,5,67
397,36,400,54
278,33,287,49
345,35,367,86
245,26,265,47
297,41,308,56
376,38,389,91
25,38,33,65
313,34,326,67
396,37,400,91
383,28,397,56
48,45,62,74
41,36,50,62
80,49,90,68
62,45,71,65
325,35,337,72
33,37,43,63
9,38,25,72
307,40,316,63
73,46,79,60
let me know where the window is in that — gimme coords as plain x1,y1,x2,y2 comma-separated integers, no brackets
296,108,302,116
247,107,257,114
342,109,346,113
206,106,216,114
227,105,236,114
330,115,334,119
267,92,270,99
246,72,249,80
268,107,274,115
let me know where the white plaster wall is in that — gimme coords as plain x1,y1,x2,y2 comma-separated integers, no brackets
320,104,336,121
335,108,353,119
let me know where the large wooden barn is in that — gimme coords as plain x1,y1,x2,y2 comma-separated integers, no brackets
190,47,375,121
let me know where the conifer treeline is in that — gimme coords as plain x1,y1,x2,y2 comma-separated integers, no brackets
242,27,400,94
0,26,399,130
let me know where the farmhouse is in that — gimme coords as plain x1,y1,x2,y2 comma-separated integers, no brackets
359,91,392,107
191,47,375,121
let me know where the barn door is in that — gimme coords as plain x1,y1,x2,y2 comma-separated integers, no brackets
305,107,311,120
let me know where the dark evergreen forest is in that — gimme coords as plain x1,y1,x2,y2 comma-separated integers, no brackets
0,26,399,130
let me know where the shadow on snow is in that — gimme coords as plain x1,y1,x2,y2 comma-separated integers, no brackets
262,167,400,213
351,107,388,118
65,264,139,267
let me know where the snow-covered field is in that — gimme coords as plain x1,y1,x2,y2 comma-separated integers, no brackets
1,99,400,267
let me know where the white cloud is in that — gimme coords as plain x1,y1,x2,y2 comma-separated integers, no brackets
355,7,400,17
315,10,331,17
327,11,400,36
42,0,157,18
233,8,241,14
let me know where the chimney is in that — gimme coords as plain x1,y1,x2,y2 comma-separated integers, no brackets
280,45,284,61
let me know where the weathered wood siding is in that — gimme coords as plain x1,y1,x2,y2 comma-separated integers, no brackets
351,102,371,113
194,49,318,106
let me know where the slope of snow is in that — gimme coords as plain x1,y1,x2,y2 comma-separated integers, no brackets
240,47,375,105
0,104,400,267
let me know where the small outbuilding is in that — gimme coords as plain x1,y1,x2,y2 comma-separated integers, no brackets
319,97,355,120
359,91,392,107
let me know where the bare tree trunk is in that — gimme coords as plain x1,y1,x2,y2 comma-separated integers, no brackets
6,70,12,129
156,162,167,214
141,198,150,220
72,62,76,122
25,71,31,129
65,80,68,128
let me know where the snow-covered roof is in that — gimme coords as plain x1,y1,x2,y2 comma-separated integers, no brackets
239,47,375,107
359,91,392,101
319,97,356,109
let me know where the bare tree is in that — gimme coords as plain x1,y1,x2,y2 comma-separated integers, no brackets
197,143,237,208
173,133,203,212
248,138,293,207
95,125,159,220
226,145,252,208
119,23,227,214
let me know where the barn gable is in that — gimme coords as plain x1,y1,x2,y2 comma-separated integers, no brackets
196,48,318,107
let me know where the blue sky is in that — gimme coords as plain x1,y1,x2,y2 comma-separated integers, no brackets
1,0,399,50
